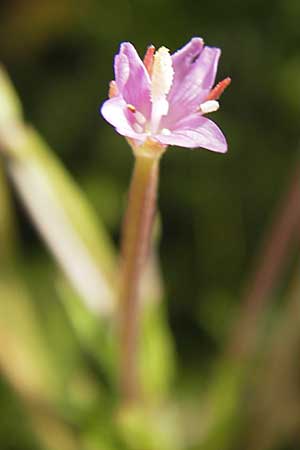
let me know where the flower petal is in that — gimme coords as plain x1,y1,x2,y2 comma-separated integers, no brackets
114,42,151,119
101,96,148,143
170,37,204,94
155,115,227,153
164,39,221,126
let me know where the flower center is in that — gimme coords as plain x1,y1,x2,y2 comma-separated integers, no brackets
126,46,175,137
127,46,175,136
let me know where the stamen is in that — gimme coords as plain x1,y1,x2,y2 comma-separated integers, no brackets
127,104,136,113
127,104,146,127
108,80,118,98
143,45,155,76
135,111,146,125
206,77,231,101
198,100,219,114
133,123,144,133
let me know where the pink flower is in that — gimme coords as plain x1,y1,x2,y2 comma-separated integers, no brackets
101,38,230,153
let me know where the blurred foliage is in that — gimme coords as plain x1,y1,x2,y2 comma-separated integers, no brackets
0,0,300,449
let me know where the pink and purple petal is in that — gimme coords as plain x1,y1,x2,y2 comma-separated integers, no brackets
155,115,227,153
114,42,151,119
164,40,221,126
170,37,204,94
101,96,148,142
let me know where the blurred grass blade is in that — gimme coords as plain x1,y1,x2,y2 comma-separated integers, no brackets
0,160,107,450
181,361,246,450
245,267,300,450
29,406,80,450
0,276,61,404
0,64,22,125
198,362,245,450
139,249,175,401
58,231,176,398
137,219,176,400
117,403,183,450
8,133,116,313
0,66,117,315
0,164,16,264
0,166,60,404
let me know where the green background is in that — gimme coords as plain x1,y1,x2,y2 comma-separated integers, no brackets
0,0,300,449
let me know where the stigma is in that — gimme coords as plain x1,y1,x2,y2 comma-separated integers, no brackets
151,47,174,103
150,46,174,133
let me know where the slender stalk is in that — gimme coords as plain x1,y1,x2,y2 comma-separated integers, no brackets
119,151,161,403
229,165,300,359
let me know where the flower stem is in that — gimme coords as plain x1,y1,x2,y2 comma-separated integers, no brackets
119,151,161,404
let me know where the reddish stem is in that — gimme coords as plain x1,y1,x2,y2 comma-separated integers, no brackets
119,153,160,403
229,166,300,358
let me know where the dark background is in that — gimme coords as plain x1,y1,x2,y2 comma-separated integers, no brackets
1,0,300,449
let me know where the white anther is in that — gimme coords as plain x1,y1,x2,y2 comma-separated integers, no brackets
199,100,220,114
161,128,171,135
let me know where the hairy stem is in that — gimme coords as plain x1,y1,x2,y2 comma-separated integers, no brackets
119,152,160,403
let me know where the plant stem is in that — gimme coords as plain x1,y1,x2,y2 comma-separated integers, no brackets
229,165,300,359
119,151,161,403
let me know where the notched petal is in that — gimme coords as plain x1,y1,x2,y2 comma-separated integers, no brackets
166,39,222,126
171,37,204,67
